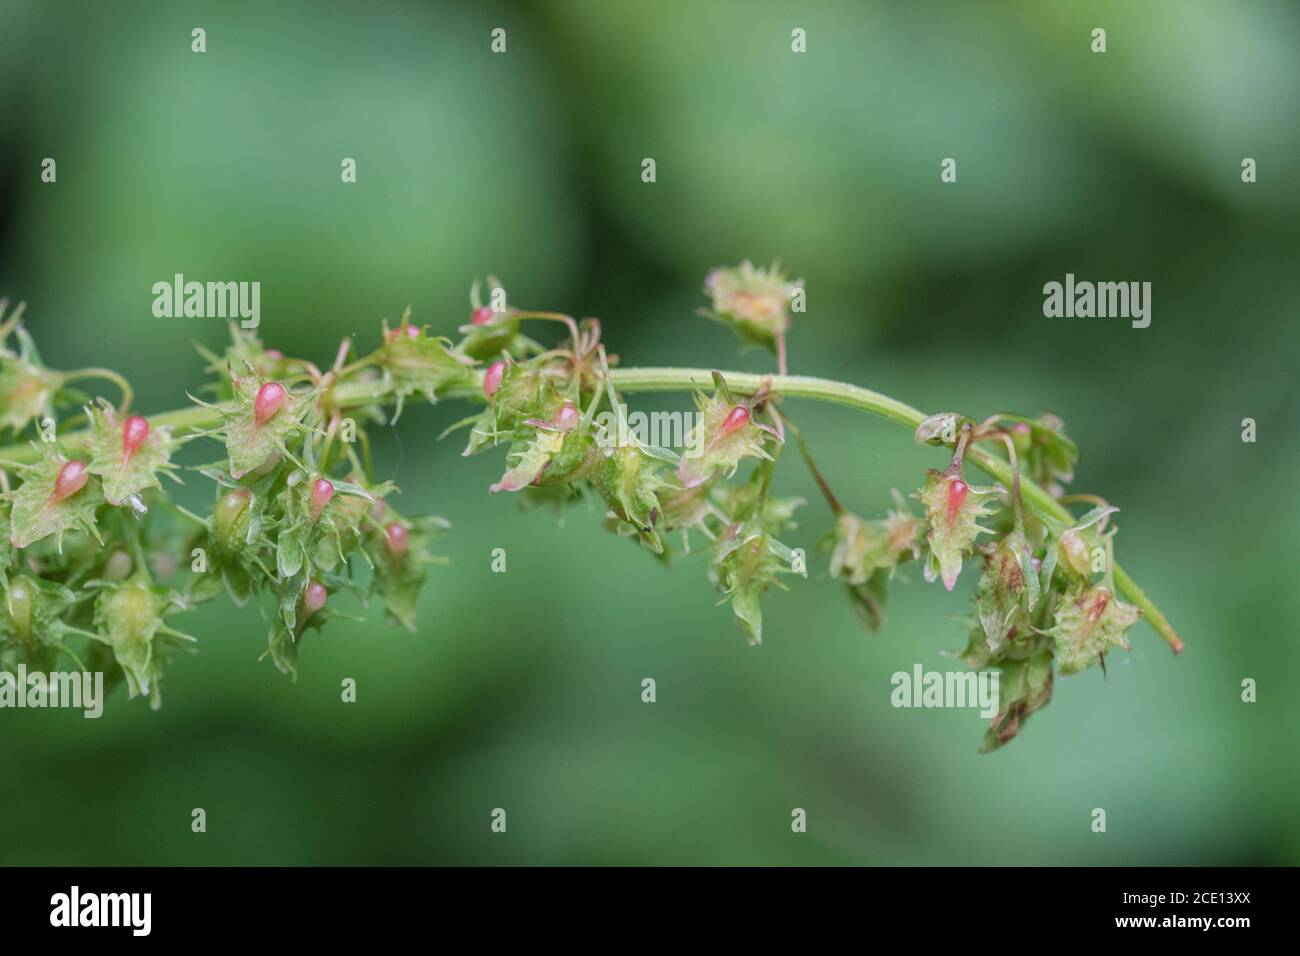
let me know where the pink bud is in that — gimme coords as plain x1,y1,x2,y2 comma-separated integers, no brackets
303,580,327,616
720,405,750,435
552,402,580,431
946,478,968,526
483,361,505,398
254,382,286,426
265,349,284,360
369,498,387,520
385,522,408,557
404,324,421,338
471,306,494,326
122,415,149,459
310,478,335,515
50,460,89,504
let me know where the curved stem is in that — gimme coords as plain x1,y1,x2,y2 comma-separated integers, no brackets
984,430,1024,532
0,364,1183,654
513,311,582,354
604,367,1182,654
60,367,134,413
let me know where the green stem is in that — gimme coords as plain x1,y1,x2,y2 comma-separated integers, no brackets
606,367,1182,654
60,367,135,413
0,365,1183,654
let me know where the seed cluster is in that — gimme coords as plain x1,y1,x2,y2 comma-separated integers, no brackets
0,273,1164,749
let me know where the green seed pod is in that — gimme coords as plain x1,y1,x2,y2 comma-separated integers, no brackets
214,487,253,552
5,574,35,640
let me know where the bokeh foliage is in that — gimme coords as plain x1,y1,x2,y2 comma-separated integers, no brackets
0,0,1297,865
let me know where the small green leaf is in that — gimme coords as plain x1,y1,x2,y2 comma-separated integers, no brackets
91,578,191,709
204,372,310,479
591,443,673,553
85,400,180,506
712,519,784,645
677,374,779,489
364,514,448,631
7,448,104,550
980,647,1054,752
490,428,566,493
0,574,80,671
0,321,57,434
976,528,1039,651
380,313,477,405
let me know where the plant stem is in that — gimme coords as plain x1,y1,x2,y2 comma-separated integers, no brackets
0,365,1183,653
607,367,1183,654
60,367,135,413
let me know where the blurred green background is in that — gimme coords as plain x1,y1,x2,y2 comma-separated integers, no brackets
1,0,1297,865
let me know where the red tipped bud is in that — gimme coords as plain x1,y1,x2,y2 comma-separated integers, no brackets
385,522,408,557
303,580,327,617
50,460,89,504
483,361,505,398
471,306,494,326
720,405,750,435
122,415,150,459
310,478,335,515
254,382,286,426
